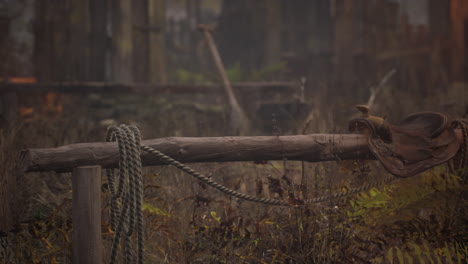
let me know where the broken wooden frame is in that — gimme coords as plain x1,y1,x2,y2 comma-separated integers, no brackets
20,130,464,263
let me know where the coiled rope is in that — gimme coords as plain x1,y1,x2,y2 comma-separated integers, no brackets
106,125,144,264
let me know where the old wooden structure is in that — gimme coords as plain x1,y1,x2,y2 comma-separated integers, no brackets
19,125,464,262
1,1,468,260
0,81,296,95
20,133,370,263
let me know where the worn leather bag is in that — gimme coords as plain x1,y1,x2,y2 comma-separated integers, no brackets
349,111,460,177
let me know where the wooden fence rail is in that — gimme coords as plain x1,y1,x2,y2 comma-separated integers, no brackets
20,129,464,263
21,134,373,173
0,81,296,94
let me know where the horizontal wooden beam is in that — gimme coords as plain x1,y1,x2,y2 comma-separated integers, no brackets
21,134,374,172
0,81,296,94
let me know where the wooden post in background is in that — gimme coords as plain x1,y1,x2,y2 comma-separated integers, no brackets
112,0,133,82
89,0,109,81
133,0,150,82
264,0,281,66
72,166,103,264
148,0,167,83
450,0,468,81
69,0,90,81
333,0,356,97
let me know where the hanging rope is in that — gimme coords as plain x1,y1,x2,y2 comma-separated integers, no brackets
102,116,467,264
140,144,290,206
140,144,398,206
449,119,468,179
106,125,144,264
104,124,411,263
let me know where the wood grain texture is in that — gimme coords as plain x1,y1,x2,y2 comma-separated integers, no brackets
21,134,374,172
72,166,102,264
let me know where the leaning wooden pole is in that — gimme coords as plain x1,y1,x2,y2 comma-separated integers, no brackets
198,24,250,134
72,166,103,264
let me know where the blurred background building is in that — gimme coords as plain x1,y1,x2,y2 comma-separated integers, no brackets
1,0,466,89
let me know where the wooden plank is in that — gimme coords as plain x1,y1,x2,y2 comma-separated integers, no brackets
21,134,374,172
72,166,103,264
0,82,297,94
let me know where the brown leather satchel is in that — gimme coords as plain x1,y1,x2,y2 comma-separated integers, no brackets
349,107,460,177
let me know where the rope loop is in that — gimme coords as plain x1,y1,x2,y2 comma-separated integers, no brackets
140,144,397,207
106,125,144,264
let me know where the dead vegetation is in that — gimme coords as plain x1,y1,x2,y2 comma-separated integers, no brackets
0,87,466,263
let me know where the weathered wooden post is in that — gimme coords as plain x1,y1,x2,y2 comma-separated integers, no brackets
72,166,103,264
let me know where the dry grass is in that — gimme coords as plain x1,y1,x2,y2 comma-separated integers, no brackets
0,87,466,263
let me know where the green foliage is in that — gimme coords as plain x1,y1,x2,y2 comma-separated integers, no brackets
250,61,289,81
3,93,467,263
172,61,289,84
174,68,211,84
225,62,245,82
347,169,465,225
142,201,171,217
0,200,73,263
342,169,467,263
386,241,468,264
